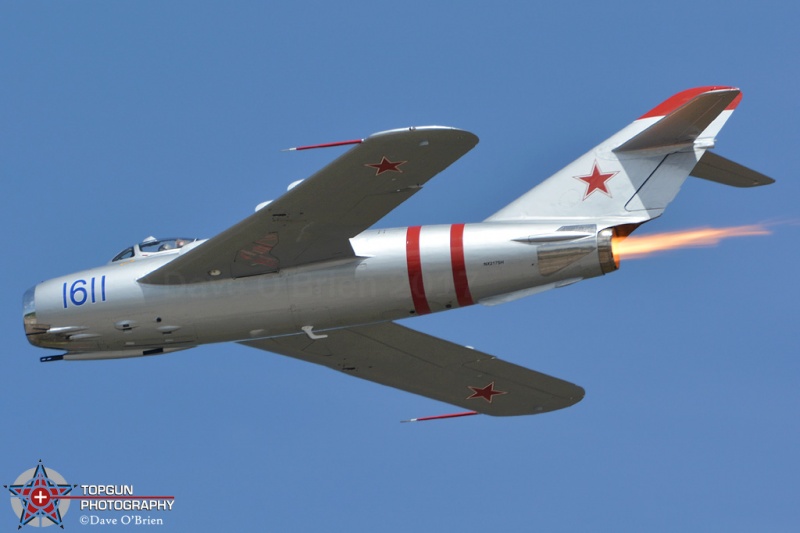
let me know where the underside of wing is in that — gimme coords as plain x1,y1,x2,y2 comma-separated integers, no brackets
140,126,478,285
240,322,584,416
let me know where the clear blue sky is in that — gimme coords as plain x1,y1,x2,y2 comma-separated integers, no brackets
2,1,798,531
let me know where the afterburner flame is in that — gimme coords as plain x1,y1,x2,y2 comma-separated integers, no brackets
612,224,771,260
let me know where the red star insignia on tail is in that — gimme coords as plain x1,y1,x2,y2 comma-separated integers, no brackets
466,382,508,403
365,157,406,176
574,161,618,199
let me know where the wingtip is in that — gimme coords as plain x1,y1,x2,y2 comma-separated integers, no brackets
367,126,479,145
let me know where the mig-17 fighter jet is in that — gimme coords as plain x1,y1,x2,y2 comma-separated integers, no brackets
24,86,772,418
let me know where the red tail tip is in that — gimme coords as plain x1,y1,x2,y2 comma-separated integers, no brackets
639,86,741,119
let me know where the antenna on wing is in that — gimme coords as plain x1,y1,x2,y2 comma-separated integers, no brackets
401,411,479,423
281,139,363,151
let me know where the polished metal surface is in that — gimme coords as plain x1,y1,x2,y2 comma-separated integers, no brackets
21,90,773,416
597,228,619,274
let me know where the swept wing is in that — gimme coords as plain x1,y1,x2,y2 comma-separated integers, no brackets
240,322,584,416
140,126,478,284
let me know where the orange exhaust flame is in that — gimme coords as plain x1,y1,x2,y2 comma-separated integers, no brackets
612,224,771,260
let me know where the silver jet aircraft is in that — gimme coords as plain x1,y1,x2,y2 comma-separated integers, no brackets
24,86,772,418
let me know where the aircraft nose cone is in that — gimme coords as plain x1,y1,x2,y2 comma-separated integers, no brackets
23,285,45,347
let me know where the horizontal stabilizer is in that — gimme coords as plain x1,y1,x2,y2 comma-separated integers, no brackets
690,151,774,187
614,87,741,152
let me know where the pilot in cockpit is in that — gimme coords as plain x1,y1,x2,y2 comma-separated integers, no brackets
158,239,188,252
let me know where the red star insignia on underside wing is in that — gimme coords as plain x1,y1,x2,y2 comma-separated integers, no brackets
365,156,406,175
466,382,508,403
574,161,618,200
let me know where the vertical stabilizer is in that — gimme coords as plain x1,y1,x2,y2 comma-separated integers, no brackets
486,87,744,225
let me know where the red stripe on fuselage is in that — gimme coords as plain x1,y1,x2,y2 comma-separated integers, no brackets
406,226,431,315
450,223,474,307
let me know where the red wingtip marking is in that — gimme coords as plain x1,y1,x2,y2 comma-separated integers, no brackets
639,86,741,119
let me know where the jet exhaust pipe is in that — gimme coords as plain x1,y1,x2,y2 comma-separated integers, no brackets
536,227,619,277
598,228,619,274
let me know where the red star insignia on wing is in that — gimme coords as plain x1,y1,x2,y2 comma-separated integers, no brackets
365,156,406,176
466,382,508,403
574,161,618,199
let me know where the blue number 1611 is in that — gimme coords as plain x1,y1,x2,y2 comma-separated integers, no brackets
62,276,106,308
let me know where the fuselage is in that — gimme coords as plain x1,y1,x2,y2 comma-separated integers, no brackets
24,222,617,360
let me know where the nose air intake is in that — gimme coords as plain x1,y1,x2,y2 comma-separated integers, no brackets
23,286,46,345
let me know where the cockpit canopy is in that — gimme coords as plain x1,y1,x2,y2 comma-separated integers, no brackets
111,237,198,263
